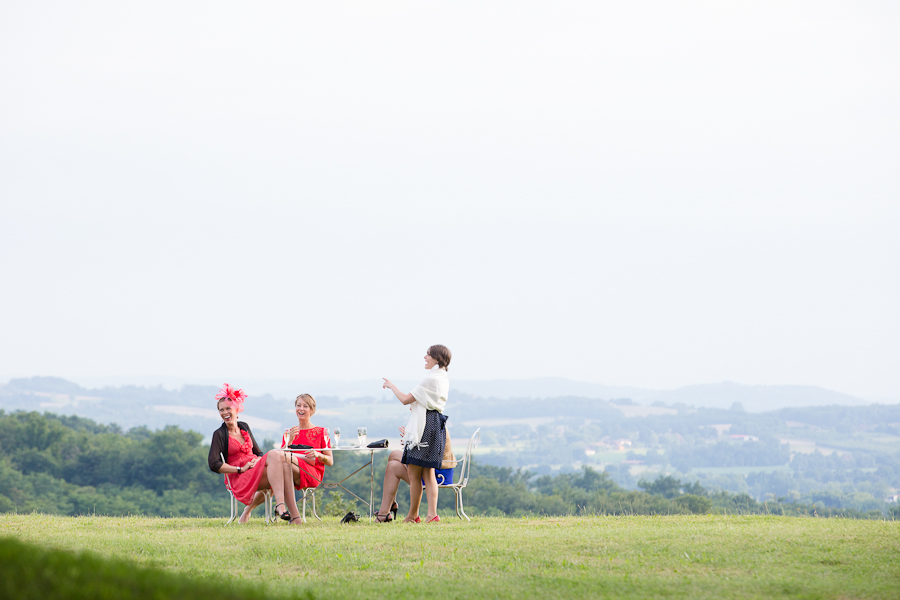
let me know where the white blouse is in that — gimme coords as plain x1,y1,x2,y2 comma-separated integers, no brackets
410,365,449,412
402,365,449,449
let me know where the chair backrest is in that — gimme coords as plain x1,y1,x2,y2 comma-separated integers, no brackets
220,452,234,492
452,428,480,488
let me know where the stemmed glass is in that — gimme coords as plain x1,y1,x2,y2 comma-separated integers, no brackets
334,428,341,447
358,427,367,448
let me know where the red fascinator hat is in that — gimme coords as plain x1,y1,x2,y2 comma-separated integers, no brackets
215,383,247,414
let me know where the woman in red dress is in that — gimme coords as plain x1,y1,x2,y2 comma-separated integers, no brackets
281,393,333,490
207,384,303,524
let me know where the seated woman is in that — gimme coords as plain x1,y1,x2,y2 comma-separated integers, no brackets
281,393,333,491
375,424,455,522
207,383,303,524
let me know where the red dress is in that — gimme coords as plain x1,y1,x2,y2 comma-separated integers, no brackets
226,429,269,505
282,426,331,489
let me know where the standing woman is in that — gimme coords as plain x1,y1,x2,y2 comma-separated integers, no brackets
207,384,303,524
382,344,451,523
281,393,334,489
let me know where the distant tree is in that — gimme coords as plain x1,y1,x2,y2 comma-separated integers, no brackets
675,494,712,513
610,398,636,406
682,481,707,496
638,475,682,498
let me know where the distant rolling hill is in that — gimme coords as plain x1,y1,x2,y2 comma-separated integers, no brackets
634,382,869,412
1,375,872,420
452,378,869,412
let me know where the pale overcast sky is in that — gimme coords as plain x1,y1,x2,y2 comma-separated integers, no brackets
1,2,898,400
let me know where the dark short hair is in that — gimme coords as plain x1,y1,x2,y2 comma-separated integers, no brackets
428,345,452,370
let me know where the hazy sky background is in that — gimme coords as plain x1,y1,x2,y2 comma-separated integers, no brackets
1,2,898,400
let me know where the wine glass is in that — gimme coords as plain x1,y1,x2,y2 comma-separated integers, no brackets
334,428,341,447
358,427,367,448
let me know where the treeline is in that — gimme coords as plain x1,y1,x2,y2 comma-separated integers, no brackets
0,411,226,516
464,466,894,519
472,400,900,510
667,438,791,471
1,410,896,520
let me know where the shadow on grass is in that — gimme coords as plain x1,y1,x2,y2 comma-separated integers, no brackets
0,536,313,600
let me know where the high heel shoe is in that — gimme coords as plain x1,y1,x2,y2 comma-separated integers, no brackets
427,515,441,523
374,512,393,523
274,502,290,521
289,516,303,525
390,502,398,520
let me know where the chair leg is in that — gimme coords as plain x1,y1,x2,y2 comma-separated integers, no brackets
265,490,273,525
226,493,237,526
457,488,470,522
311,491,322,522
301,490,307,524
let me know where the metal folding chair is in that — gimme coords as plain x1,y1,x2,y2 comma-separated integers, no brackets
435,428,480,521
296,487,322,523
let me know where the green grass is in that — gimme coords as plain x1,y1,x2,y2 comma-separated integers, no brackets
2,513,899,599
0,535,286,600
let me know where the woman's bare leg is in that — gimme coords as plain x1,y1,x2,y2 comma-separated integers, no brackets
239,491,267,524
379,450,409,516
281,452,302,524
423,468,439,520
405,464,425,522
259,451,301,522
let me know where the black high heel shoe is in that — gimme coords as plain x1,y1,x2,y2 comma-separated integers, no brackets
274,502,290,521
390,502,398,520
374,512,393,523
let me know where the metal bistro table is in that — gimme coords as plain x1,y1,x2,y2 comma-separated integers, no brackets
286,446,391,521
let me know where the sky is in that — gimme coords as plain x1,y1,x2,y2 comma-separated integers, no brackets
1,2,898,401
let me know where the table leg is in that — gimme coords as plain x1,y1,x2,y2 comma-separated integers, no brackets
369,450,375,520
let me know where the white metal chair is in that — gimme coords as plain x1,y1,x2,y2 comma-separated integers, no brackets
296,487,322,523
437,428,480,521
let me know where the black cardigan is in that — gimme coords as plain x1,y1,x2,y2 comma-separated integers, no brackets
207,421,264,473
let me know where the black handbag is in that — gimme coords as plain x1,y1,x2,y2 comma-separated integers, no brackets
366,439,389,448
340,511,360,524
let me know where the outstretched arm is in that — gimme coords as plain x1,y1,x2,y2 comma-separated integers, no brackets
383,379,416,405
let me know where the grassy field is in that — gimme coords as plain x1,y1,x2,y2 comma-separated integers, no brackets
2,513,899,599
